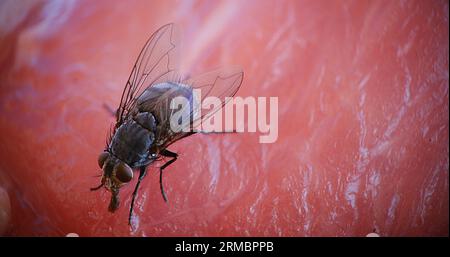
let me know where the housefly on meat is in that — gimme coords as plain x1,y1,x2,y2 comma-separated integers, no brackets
91,23,243,225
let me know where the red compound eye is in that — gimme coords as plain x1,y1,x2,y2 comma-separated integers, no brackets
114,162,133,183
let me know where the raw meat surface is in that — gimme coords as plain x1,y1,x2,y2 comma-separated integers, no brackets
0,0,448,236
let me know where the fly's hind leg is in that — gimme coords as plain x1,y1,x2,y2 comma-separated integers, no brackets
129,166,147,225
159,149,178,203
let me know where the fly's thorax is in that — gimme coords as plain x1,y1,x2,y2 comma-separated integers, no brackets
133,112,157,132
108,118,156,167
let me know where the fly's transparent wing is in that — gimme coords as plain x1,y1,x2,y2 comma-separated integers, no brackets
185,66,243,131
115,23,179,128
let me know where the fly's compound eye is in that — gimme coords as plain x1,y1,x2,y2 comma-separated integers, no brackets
114,162,133,183
98,152,110,168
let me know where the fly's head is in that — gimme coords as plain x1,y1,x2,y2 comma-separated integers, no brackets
97,151,133,212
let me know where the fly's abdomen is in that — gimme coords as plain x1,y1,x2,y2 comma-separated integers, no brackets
109,114,156,167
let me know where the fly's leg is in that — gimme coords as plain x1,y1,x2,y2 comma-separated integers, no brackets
90,173,104,191
129,166,147,225
90,184,103,191
159,149,178,203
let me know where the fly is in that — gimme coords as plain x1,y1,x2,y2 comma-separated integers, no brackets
90,23,243,225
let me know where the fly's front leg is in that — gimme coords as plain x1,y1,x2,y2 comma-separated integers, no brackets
129,166,147,225
159,149,178,203
90,175,104,191
90,184,103,191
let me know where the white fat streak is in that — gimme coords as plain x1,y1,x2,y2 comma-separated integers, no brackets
368,170,381,198
419,165,444,224
249,181,268,217
206,139,221,193
180,1,238,71
357,74,371,174
30,0,76,39
0,0,35,37
383,35,413,140
358,74,371,90
396,28,416,58
264,9,294,52
387,193,400,225
370,140,391,157
301,164,313,234
262,9,297,91
384,67,411,139
345,179,360,210
13,0,76,69
316,65,326,87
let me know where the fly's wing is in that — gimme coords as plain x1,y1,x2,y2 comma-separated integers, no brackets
115,23,179,129
185,66,244,132
137,66,243,149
